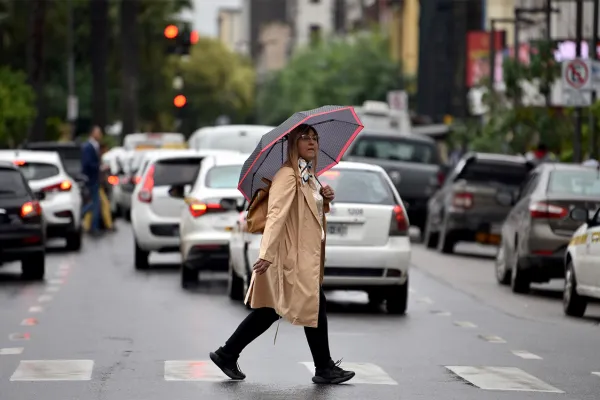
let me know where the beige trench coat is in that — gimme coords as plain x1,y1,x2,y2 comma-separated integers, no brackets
244,164,329,328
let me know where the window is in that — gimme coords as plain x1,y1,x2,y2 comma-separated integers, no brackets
457,161,530,187
310,24,321,45
0,168,28,197
205,165,243,188
17,162,60,181
547,170,600,196
318,169,396,205
153,158,202,186
350,136,439,164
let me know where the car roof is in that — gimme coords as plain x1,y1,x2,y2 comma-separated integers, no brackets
0,150,61,164
209,153,251,166
194,125,274,135
357,129,436,144
0,160,19,170
330,161,386,173
24,141,79,149
144,149,238,162
468,152,528,164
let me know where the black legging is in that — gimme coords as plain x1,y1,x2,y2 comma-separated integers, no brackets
223,287,331,369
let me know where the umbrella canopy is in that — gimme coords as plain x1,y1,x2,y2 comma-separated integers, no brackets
238,105,364,202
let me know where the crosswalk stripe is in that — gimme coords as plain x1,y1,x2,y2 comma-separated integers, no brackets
0,347,24,355
592,372,600,378
479,334,506,343
300,362,397,385
164,360,227,381
512,350,542,360
10,360,94,381
454,321,477,328
446,366,564,393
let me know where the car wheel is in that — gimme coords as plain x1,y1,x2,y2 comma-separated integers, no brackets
495,240,510,285
65,228,82,251
386,279,408,315
511,258,530,294
124,209,131,222
134,240,150,270
181,265,199,288
423,216,439,249
437,227,456,254
228,255,244,301
563,261,587,317
21,252,45,281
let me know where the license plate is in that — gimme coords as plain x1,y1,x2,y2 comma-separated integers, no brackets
327,224,348,236
491,224,502,235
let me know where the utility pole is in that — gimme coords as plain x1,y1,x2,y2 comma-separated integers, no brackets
66,0,77,139
574,0,583,163
490,20,496,91
591,0,599,159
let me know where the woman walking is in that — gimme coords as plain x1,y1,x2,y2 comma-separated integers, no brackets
210,123,356,384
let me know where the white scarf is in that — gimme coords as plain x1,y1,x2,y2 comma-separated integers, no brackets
298,157,313,185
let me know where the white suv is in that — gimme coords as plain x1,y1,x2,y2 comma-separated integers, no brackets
0,150,82,250
178,153,247,287
131,149,236,269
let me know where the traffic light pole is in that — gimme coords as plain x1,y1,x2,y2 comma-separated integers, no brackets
66,0,76,139
574,0,583,163
591,0,599,159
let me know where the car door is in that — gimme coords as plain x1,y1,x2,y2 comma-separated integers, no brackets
429,159,463,226
511,172,541,256
584,208,600,292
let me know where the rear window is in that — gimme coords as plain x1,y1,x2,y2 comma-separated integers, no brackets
152,158,201,186
350,136,438,164
196,131,264,153
0,168,28,197
318,169,396,205
458,161,529,186
17,162,60,181
205,165,242,188
548,170,600,196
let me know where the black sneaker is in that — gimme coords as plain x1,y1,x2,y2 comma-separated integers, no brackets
312,359,355,384
209,347,246,380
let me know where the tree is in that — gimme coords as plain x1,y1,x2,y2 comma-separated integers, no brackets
256,30,404,125
177,37,256,133
0,67,36,147
90,0,109,129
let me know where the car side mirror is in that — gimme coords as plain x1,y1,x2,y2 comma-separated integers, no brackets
168,184,185,199
34,191,46,201
220,198,239,211
495,190,514,207
569,207,589,223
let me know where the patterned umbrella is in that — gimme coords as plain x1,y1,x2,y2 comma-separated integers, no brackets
238,105,364,202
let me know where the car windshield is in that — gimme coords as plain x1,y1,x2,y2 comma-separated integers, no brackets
318,169,396,205
458,161,529,187
350,136,438,164
153,158,201,186
196,130,265,153
205,165,242,188
0,168,28,197
548,170,600,196
17,162,60,181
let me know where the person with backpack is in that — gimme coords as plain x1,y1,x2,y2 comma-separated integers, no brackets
209,124,356,385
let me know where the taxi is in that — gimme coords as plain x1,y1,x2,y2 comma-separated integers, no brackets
563,206,600,317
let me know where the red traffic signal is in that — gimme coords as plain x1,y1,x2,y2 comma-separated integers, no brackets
164,25,178,39
190,30,199,45
174,94,187,108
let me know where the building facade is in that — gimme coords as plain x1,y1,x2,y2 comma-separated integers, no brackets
217,8,244,53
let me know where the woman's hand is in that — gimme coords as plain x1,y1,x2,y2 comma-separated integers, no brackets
321,184,335,202
253,258,272,275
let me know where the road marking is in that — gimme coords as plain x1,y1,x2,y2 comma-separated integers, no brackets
29,306,43,313
512,350,542,360
10,360,94,381
45,286,60,293
454,321,477,328
164,360,227,381
592,372,600,378
431,310,452,316
47,279,64,285
21,318,38,326
301,362,397,385
38,295,53,303
0,348,24,355
9,333,30,341
479,335,506,344
416,297,434,304
446,366,564,392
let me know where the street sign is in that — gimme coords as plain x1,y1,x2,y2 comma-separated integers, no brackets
562,59,592,91
562,89,592,107
387,90,408,112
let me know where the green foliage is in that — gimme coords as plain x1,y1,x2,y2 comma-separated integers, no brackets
256,31,404,125
0,67,36,147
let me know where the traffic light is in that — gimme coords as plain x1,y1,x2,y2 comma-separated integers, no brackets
174,94,187,108
164,23,199,55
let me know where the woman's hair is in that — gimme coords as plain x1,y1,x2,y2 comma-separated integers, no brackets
286,124,318,172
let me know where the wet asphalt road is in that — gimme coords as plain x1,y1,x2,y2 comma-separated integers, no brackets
0,223,599,400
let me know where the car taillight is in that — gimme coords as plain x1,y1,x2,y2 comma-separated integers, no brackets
137,165,155,203
133,175,141,184
389,204,409,236
188,202,224,218
21,201,42,218
529,202,567,219
453,192,473,209
42,180,72,192
437,171,445,186
107,175,119,185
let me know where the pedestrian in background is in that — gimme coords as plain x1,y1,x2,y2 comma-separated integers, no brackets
81,126,103,236
210,124,355,385
525,143,555,166
83,143,114,232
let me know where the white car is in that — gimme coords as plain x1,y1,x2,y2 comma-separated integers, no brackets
231,161,412,314
0,150,82,250
178,153,248,287
188,125,274,153
131,149,237,269
563,206,600,317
